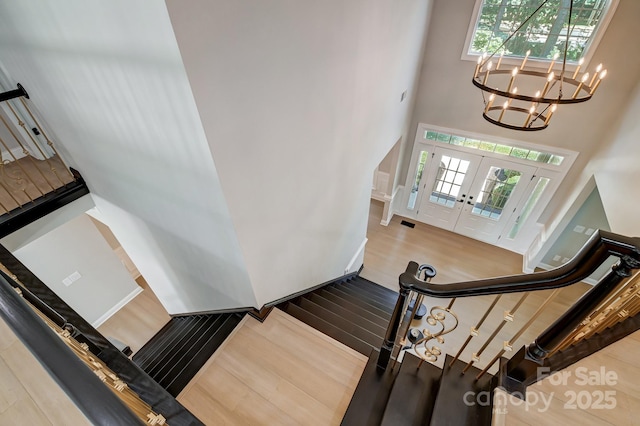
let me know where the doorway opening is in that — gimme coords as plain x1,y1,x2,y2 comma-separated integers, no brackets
400,124,577,252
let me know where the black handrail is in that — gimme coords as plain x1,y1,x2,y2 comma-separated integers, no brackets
378,230,640,371
0,270,68,328
0,273,144,425
399,230,640,297
0,83,29,102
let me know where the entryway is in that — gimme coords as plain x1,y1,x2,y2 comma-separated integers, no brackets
400,124,577,252
415,146,536,244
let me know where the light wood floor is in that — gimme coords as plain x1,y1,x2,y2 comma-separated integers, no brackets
364,200,591,374
98,276,171,354
0,315,90,425
177,309,367,425
19,198,634,425
362,199,526,288
495,330,640,426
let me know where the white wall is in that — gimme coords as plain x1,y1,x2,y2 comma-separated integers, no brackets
404,0,640,249
166,0,433,304
587,80,640,236
9,214,141,327
0,0,256,314
1,195,95,251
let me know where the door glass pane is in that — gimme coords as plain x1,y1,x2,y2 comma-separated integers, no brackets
471,167,522,220
507,177,551,239
407,150,429,210
429,155,470,208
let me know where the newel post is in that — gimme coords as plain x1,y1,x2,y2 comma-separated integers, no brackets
377,286,410,370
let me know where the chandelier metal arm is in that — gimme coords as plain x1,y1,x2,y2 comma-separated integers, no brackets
472,0,606,131
483,108,548,131
472,72,592,104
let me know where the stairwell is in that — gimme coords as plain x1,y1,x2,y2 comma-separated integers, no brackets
132,312,244,397
277,276,397,357
275,274,497,425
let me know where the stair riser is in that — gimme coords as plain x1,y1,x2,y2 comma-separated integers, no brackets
285,303,374,356
324,286,393,318
148,316,226,379
144,316,213,377
306,293,387,336
133,317,200,369
317,289,390,326
298,298,383,348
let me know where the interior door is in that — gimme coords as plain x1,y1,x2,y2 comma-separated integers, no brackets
453,157,537,244
416,148,482,230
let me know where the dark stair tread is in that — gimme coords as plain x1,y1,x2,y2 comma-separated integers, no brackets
284,303,374,355
147,315,226,378
346,278,399,303
329,284,395,313
338,282,398,308
132,313,244,397
429,355,495,426
133,316,198,369
324,286,393,318
163,314,243,396
380,353,442,426
349,275,398,295
297,297,384,347
316,289,390,326
341,350,398,426
142,316,215,376
306,293,387,336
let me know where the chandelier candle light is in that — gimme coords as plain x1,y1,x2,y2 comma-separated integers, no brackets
472,0,607,131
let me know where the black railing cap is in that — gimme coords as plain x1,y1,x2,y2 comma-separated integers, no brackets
399,230,640,298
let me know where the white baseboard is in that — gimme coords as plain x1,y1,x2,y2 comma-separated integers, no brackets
345,238,368,274
1,147,27,161
92,286,143,328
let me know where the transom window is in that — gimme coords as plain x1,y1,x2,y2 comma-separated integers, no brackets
466,0,617,63
424,130,564,165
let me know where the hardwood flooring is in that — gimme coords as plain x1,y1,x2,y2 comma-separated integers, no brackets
4,197,634,425
177,309,367,425
0,155,74,214
495,330,640,426
362,199,525,289
0,315,89,425
97,276,171,354
363,200,591,374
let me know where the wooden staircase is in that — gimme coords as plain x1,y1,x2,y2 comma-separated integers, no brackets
132,312,243,397
278,276,396,356
277,275,496,425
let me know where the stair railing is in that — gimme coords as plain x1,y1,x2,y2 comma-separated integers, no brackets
0,84,75,215
378,229,640,394
0,270,147,425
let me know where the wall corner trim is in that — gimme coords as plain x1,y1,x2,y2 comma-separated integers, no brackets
345,238,368,275
91,285,143,328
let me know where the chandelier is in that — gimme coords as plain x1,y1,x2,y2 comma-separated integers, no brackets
472,0,607,131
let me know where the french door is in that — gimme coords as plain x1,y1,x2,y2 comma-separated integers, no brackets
416,147,537,244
